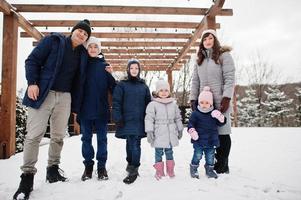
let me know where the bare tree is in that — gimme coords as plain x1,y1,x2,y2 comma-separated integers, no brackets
173,58,194,106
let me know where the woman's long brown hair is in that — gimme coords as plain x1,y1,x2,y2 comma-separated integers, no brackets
197,32,222,65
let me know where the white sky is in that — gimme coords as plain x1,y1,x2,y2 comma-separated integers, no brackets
0,0,301,91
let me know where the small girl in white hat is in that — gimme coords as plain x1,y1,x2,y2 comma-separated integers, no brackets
145,79,183,180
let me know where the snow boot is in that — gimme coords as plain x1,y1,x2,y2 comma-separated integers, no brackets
46,165,67,183
123,165,139,184
190,164,199,179
153,162,165,180
13,173,34,200
97,167,109,180
214,158,229,174
81,164,93,181
166,160,175,177
205,164,218,179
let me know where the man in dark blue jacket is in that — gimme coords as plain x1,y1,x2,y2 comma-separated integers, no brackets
13,19,91,200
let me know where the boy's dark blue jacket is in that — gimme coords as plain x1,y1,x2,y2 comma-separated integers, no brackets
112,78,151,139
188,108,227,148
78,55,116,121
22,33,88,113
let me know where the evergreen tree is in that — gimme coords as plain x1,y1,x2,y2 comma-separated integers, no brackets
237,87,261,127
16,96,27,153
262,86,293,126
295,87,301,127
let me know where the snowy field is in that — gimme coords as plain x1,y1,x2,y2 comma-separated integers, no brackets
0,128,301,200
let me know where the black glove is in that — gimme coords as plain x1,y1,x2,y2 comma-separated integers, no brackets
220,97,231,113
190,100,197,111
116,121,124,128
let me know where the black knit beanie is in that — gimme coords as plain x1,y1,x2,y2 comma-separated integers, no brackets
71,19,91,39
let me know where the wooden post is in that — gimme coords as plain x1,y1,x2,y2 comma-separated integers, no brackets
166,69,173,92
0,14,18,159
206,16,216,30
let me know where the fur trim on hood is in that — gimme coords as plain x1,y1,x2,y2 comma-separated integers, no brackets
220,46,232,53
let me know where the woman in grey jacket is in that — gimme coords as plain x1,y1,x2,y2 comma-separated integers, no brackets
145,79,183,180
189,29,235,174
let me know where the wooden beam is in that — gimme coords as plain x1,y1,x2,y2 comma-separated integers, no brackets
105,55,190,60
0,14,18,159
21,31,192,39
101,41,200,47
13,4,233,16
108,59,185,65
33,41,199,47
102,48,196,54
0,0,44,40
0,0,12,14
111,65,180,71
13,11,44,40
169,0,226,71
29,20,220,29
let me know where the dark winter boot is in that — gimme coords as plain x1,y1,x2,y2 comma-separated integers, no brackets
223,158,230,174
123,165,139,184
97,167,109,180
190,164,199,179
13,173,34,200
46,165,67,183
214,158,229,174
81,165,93,181
205,164,218,179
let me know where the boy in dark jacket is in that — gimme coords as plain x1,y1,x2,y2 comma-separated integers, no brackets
14,19,91,200
79,36,116,181
112,59,151,184
187,86,226,179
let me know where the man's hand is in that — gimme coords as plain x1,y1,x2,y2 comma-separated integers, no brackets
27,85,39,101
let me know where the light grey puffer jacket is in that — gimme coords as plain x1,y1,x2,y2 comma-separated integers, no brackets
189,47,235,135
145,98,183,148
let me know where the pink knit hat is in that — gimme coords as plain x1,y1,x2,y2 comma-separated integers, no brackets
198,86,213,105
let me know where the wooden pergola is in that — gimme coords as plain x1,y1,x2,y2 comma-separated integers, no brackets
0,0,232,158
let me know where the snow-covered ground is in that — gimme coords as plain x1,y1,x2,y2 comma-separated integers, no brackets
1,128,301,200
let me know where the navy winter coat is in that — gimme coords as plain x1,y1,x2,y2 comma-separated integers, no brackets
188,109,226,148
78,56,116,121
112,79,151,139
22,33,88,113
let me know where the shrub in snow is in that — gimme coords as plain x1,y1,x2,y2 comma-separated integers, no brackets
16,96,27,153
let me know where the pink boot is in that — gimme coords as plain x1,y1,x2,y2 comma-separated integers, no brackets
166,160,175,177
153,162,165,180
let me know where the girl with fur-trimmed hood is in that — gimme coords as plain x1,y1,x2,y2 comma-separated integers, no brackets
189,29,235,174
